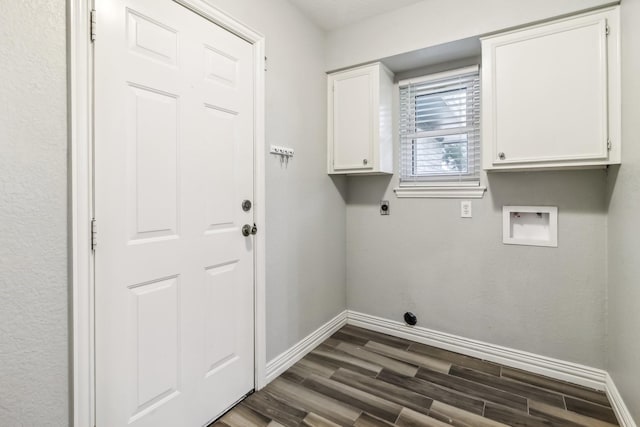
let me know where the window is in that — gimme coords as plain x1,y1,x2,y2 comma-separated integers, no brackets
395,66,485,198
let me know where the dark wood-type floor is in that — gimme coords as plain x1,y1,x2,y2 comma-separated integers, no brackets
213,325,619,427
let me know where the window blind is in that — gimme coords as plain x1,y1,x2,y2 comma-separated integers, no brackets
399,66,480,184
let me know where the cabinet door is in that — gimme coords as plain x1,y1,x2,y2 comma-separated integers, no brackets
488,15,608,165
331,69,374,171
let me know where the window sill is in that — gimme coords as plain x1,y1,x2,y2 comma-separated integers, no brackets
394,185,487,199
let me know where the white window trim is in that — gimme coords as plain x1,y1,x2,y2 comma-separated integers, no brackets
398,65,479,87
395,65,485,199
394,184,487,199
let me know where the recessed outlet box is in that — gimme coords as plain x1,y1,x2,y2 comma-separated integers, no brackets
503,206,558,247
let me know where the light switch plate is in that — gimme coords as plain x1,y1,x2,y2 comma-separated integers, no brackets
461,200,472,218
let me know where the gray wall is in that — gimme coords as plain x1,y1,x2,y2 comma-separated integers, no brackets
0,1,69,426
335,1,612,368
347,172,607,367
203,0,347,361
606,0,640,421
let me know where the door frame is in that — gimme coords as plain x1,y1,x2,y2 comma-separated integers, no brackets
69,1,267,426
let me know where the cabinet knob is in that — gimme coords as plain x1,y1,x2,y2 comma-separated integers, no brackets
363,159,368,165
498,152,506,160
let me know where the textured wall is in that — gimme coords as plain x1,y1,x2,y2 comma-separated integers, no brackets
0,1,69,426
347,171,607,367
204,0,347,361
326,0,617,70
606,0,640,421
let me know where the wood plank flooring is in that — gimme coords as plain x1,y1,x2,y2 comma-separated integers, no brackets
213,325,619,427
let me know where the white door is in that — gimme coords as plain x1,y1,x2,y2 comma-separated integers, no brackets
94,1,255,426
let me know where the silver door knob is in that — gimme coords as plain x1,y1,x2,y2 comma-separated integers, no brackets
498,152,506,160
242,224,258,236
363,159,368,165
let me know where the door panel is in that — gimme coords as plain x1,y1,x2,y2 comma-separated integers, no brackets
130,276,180,415
203,106,237,231
95,1,255,426
126,84,179,240
204,263,238,375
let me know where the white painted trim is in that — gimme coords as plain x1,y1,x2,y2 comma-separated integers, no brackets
265,311,348,384
69,1,94,426
394,185,487,199
398,65,479,87
70,1,267,425
173,0,263,43
252,36,267,392
347,311,607,391
606,373,638,427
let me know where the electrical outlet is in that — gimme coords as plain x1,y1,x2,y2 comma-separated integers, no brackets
380,200,390,215
461,200,472,218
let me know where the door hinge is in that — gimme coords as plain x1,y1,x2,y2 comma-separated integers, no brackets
264,56,267,72
607,139,612,151
605,24,610,36
91,218,97,251
90,9,97,42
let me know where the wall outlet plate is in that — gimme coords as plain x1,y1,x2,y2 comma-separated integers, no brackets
380,200,390,215
461,200,472,218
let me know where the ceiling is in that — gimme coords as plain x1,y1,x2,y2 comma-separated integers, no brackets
287,0,426,31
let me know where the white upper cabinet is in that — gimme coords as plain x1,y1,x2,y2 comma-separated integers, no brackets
481,7,620,171
328,62,394,174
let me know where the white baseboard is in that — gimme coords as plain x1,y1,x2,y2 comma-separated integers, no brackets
264,310,348,385
606,373,638,427
262,309,635,426
346,310,607,391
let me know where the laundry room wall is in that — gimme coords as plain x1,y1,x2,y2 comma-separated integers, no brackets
606,0,640,420
328,0,613,368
